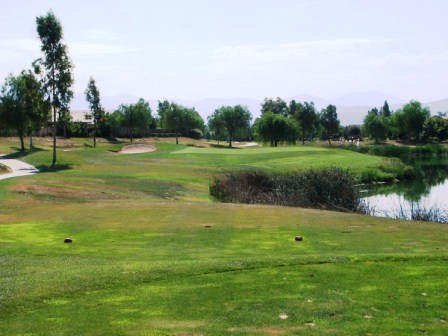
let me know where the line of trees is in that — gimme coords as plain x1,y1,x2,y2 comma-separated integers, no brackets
205,98,342,148
362,100,448,143
250,98,340,147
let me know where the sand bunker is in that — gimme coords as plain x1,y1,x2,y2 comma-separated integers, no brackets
234,142,258,148
119,144,157,154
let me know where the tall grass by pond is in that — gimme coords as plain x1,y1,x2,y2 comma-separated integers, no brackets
367,201,448,224
210,167,365,213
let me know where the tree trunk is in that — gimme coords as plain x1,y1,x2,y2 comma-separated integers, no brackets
302,130,305,145
29,130,34,148
176,133,179,145
19,132,25,152
328,138,332,146
93,119,97,147
52,107,57,167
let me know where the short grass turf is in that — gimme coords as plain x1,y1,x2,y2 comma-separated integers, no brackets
0,137,447,335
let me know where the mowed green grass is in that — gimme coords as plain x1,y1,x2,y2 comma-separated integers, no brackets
0,138,447,335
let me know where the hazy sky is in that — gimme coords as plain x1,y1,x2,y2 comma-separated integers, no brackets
1,0,447,102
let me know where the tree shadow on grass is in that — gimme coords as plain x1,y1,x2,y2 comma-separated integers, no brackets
3,148,72,172
210,144,242,149
187,143,207,148
36,164,73,173
3,147,46,159
105,137,128,144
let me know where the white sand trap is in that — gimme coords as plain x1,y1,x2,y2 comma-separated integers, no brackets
234,142,258,148
119,144,157,154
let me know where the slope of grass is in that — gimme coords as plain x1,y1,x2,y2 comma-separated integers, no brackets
0,137,447,335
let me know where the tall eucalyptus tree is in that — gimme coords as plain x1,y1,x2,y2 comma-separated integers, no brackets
35,11,74,166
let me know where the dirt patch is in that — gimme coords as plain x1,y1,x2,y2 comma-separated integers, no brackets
227,326,305,335
119,144,157,154
147,320,205,329
10,184,123,202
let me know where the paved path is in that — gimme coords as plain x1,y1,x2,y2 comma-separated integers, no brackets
0,154,39,180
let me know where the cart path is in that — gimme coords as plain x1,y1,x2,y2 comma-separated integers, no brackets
0,154,39,180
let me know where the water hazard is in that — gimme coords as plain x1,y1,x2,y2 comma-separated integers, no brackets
362,160,448,219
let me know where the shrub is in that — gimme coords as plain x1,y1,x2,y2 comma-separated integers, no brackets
188,128,203,140
210,167,363,213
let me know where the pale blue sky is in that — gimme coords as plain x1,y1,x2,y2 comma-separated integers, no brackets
1,0,447,102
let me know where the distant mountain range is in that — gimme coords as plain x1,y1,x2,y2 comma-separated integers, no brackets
71,92,448,125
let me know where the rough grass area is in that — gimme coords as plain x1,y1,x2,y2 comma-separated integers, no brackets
0,137,447,335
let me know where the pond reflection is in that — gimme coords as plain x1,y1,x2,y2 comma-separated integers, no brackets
362,160,448,218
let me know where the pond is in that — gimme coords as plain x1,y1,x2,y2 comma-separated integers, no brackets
362,160,448,220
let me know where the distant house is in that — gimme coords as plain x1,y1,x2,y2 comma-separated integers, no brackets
70,109,115,123
41,110,94,137
71,110,93,124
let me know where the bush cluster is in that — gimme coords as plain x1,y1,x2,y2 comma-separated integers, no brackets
210,167,364,213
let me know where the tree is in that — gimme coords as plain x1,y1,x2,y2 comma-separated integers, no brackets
85,77,104,147
0,71,48,151
363,108,389,143
379,100,392,117
158,100,205,144
208,105,252,147
261,97,289,117
319,105,340,146
23,70,50,148
180,107,205,138
158,100,182,144
106,110,124,138
394,101,430,142
35,10,74,166
207,112,227,145
344,125,361,140
118,99,153,143
293,101,318,145
0,74,29,151
422,116,448,142
254,112,298,147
